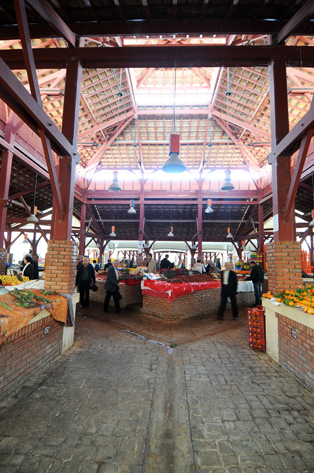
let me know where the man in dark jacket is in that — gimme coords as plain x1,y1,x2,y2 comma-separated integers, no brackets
76,257,95,309
31,254,39,279
217,262,238,320
246,261,264,306
104,259,121,313
160,254,171,269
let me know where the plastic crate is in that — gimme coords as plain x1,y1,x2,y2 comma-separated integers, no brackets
249,328,265,337
249,341,266,351
249,335,266,344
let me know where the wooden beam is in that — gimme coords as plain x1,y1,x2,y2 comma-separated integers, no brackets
276,0,314,44
285,131,312,221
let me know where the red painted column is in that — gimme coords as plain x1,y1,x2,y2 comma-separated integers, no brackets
0,112,15,275
197,203,203,258
79,203,86,258
269,57,293,241
267,56,302,292
258,204,264,253
45,59,82,293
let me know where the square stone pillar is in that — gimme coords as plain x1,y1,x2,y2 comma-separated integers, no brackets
266,241,302,293
45,240,78,293
0,248,7,275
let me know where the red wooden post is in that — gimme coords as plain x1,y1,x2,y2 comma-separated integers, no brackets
269,57,294,241
258,204,264,253
197,202,203,258
79,203,86,257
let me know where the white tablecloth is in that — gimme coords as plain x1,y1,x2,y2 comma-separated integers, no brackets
237,280,254,292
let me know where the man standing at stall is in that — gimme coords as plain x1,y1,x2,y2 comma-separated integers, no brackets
160,254,171,270
76,256,95,309
217,261,238,320
147,253,157,273
104,259,121,314
246,260,264,307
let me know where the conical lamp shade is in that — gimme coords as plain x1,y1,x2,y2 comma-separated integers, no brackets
128,199,136,214
110,225,116,237
27,214,38,223
167,226,174,237
109,180,122,192
205,198,213,213
310,210,314,227
22,234,29,244
162,153,186,173
226,227,233,239
221,170,234,191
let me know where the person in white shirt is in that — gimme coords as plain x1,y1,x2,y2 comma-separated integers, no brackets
217,261,238,320
147,253,156,273
192,258,206,274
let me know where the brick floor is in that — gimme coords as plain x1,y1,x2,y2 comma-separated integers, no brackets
0,301,314,472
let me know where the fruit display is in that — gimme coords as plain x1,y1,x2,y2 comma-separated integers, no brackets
263,284,314,314
120,273,143,281
0,275,29,286
235,270,250,275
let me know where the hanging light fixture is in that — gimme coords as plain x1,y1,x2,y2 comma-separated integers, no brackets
205,199,214,213
162,66,186,174
221,169,234,191
110,207,116,237
168,226,174,237
22,233,29,244
226,206,233,238
96,239,101,248
128,199,136,214
27,173,38,223
167,205,174,236
109,170,122,192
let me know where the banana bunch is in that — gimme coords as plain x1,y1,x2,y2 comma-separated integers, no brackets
0,275,29,286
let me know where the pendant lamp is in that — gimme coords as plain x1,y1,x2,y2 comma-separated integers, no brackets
27,173,39,223
221,169,234,191
226,206,233,238
109,170,122,192
96,239,101,248
205,199,214,213
168,226,174,237
110,226,116,237
226,227,233,239
22,234,29,244
128,199,136,214
162,67,186,174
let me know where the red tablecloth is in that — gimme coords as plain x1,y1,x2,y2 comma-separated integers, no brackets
141,279,221,301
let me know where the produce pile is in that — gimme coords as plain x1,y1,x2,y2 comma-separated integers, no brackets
7,289,58,308
235,270,250,275
120,273,143,281
167,274,216,283
263,284,314,314
0,275,29,286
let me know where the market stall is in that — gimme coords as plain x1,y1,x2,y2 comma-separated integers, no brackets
90,271,143,308
141,274,254,320
0,282,79,401
263,285,314,393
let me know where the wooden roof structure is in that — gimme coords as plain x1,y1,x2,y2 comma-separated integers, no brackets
0,0,314,245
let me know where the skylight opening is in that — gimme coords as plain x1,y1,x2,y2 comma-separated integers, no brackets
135,89,211,107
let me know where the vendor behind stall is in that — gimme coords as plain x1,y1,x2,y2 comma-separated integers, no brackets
22,255,36,280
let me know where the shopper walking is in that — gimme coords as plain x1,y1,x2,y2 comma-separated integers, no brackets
22,255,36,280
246,261,264,306
76,256,95,309
104,259,121,313
217,261,238,320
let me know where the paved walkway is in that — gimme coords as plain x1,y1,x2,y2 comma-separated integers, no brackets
0,302,314,473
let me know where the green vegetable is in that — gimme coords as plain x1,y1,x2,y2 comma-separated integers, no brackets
0,301,13,311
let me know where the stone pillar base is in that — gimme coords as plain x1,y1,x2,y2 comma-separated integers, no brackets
0,248,7,275
266,241,303,293
45,240,78,293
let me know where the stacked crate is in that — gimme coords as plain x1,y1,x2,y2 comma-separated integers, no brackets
301,250,311,274
247,305,266,351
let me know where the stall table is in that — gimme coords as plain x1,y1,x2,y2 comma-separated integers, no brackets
91,278,143,308
141,279,255,320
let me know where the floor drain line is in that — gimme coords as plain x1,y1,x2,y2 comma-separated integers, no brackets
122,330,174,355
